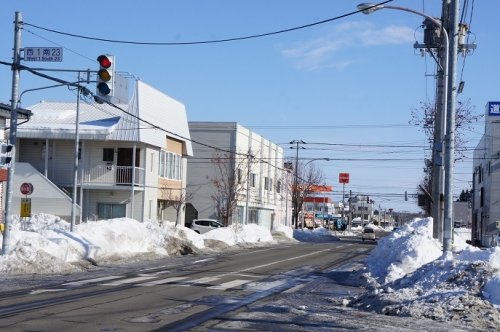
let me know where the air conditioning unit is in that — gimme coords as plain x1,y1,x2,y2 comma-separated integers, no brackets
496,220,500,229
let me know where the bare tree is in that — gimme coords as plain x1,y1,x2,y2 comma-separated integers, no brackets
409,98,482,160
210,151,255,226
410,98,482,209
289,161,325,229
159,184,196,226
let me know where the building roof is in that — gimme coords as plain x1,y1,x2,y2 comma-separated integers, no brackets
0,102,32,119
15,80,192,155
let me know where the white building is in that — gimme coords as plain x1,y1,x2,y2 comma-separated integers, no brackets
472,101,500,247
349,195,375,226
12,80,192,223
186,122,288,230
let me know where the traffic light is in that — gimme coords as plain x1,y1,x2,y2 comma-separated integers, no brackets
96,54,115,99
0,143,13,166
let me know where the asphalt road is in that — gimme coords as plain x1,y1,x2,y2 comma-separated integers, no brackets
0,239,369,331
0,235,474,331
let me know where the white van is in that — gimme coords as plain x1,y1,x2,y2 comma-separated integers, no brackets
362,227,376,241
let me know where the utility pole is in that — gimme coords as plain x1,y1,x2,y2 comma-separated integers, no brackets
290,140,305,229
443,0,460,252
3,12,22,255
244,149,253,226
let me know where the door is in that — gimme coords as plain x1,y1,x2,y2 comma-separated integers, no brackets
116,148,140,184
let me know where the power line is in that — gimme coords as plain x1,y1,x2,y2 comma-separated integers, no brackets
21,0,394,46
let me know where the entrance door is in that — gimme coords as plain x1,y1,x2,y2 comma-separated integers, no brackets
116,148,140,184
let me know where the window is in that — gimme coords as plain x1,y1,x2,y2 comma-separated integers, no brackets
237,169,242,184
264,177,271,190
480,187,484,207
159,150,182,180
250,173,256,187
103,148,114,162
98,203,126,219
249,209,258,223
276,180,281,193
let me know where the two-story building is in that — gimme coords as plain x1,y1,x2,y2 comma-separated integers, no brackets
12,80,192,224
349,195,375,226
186,122,287,230
472,101,500,247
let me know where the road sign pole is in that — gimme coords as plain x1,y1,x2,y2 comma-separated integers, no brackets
3,12,22,255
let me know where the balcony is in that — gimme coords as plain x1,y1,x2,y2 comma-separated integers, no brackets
81,164,145,187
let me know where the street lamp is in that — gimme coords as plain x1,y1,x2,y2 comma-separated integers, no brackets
304,157,331,167
357,3,455,253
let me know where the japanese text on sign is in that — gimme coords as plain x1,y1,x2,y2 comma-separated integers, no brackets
339,172,350,184
24,47,63,62
488,102,500,116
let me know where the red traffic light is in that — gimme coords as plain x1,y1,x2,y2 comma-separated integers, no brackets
97,55,112,68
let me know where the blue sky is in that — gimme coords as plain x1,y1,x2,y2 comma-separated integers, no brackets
0,1,497,213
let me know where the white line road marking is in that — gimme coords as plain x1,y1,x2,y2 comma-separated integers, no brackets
207,279,250,290
62,275,122,287
283,283,306,293
102,276,156,286
176,276,221,287
189,276,221,284
239,249,331,273
139,276,189,287
29,289,66,295
246,280,286,291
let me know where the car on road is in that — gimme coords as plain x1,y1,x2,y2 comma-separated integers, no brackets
361,227,376,241
190,219,224,234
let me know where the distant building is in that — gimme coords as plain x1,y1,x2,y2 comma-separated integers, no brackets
349,195,375,225
186,122,287,230
453,201,471,228
472,101,500,247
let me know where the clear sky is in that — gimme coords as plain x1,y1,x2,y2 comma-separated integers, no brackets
1,1,497,213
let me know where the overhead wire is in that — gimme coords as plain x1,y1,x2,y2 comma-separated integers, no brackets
21,1,394,46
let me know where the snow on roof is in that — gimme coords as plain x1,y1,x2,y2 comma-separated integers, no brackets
16,80,193,155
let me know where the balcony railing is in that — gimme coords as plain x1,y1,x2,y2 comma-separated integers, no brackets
81,165,145,186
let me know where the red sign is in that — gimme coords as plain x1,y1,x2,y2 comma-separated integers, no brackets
339,173,350,184
20,182,34,195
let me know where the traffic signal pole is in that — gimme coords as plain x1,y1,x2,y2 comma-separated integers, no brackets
3,12,22,255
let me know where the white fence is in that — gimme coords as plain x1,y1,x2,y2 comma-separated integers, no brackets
82,165,145,186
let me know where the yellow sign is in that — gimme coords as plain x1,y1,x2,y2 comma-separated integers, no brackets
21,198,31,218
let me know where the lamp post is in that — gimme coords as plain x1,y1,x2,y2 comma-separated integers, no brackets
357,3,456,253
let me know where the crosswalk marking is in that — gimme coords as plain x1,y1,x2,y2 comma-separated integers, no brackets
30,272,270,295
63,275,122,287
188,276,221,285
207,279,250,290
102,275,156,286
139,276,189,287
30,288,66,295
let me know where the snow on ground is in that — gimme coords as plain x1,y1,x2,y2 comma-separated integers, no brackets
0,214,498,327
352,217,500,329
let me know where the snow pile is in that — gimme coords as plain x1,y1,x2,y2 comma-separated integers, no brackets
0,215,299,274
354,217,500,329
366,218,442,283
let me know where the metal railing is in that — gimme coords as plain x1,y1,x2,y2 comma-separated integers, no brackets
82,165,145,186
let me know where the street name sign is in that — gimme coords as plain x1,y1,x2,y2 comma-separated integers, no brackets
24,47,63,62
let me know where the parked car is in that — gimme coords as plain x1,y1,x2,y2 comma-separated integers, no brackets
190,219,224,234
361,227,376,241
